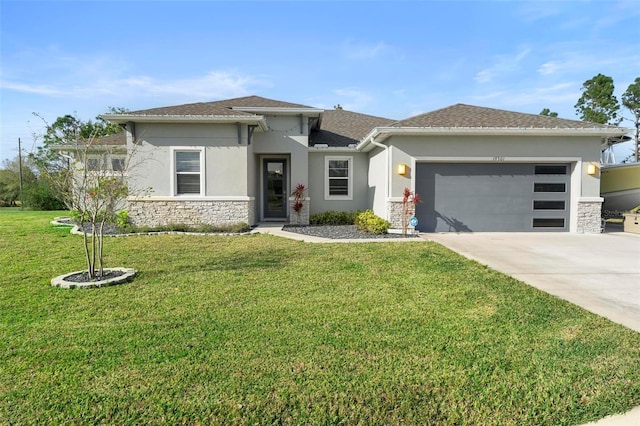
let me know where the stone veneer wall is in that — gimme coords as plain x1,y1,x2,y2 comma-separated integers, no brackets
128,199,255,227
387,200,417,231
288,197,310,225
576,200,603,234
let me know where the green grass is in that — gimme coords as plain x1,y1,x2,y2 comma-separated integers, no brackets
1,210,639,425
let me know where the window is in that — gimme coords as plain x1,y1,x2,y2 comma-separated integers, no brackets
175,150,202,195
111,157,125,171
533,218,565,228
534,183,566,193
325,156,352,200
86,158,101,171
533,200,565,210
535,165,567,175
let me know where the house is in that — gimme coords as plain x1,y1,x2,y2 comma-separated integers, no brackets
101,96,628,233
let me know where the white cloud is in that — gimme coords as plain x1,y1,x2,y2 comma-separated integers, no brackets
0,81,64,96
331,88,374,111
1,70,268,102
517,2,562,22
342,40,390,60
469,82,581,117
474,47,532,84
538,61,561,76
534,46,640,80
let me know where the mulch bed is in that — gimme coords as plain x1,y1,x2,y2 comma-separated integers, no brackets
283,225,418,239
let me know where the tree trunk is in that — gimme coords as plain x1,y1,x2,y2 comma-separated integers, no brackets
81,219,93,279
98,219,106,277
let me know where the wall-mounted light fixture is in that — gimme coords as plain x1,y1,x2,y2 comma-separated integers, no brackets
397,163,407,176
587,163,598,176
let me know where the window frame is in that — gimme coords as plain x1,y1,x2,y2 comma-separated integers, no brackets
533,200,566,211
532,218,566,229
324,156,353,200
171,147,205,196
111,156,126,172
533,182,567,193
534,164,568,175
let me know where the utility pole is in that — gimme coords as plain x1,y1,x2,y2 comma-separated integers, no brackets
18,138,24,209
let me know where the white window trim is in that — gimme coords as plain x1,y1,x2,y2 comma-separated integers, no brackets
170,147,205,197
324,155,353,200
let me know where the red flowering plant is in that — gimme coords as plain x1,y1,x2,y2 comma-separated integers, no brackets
291,183,306,216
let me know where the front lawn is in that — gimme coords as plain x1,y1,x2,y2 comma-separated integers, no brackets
1,210,639,424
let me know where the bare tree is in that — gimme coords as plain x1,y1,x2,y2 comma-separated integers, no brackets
622,77,640,162
34,113,142,280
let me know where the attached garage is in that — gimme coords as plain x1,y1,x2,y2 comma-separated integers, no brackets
415,162,571,232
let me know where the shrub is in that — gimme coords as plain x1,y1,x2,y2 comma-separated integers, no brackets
310,210,360,225
355,210,391,234
21,179,64,210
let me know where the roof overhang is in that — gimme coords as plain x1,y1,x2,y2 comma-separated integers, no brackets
231,107,324,117
357,126,633,152
601,135,632,149
49,144,127,153
308,146,358,153
101,114,269,131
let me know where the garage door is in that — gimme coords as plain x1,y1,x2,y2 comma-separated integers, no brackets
415,163,570,232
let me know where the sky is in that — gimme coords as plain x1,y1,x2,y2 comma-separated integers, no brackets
1,0,639,163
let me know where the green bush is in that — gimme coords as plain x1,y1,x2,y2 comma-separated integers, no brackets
355,210,391,234
21,180,64,210
310,210,360,225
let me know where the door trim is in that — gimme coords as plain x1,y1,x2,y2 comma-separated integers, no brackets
261,157,289,221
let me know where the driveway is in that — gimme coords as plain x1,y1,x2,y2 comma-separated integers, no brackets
424,231,640,332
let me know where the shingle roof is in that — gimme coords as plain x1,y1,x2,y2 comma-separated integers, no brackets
97,133,126,146
212,95,315,109
126,96,315,116
311,109,395,147
391,103,614,129
125,102,256,117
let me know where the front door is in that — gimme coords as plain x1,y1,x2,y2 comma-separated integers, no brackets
263,159,287,219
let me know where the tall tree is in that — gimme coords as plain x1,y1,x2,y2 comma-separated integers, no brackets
622,77,640,162
30,107,127,169
574,74,621,125
0,157,36,206
540,108,558,117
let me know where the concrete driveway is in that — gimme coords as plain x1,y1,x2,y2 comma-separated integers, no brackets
424,231,640,332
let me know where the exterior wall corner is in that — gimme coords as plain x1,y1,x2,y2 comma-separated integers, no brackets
576,198,603,234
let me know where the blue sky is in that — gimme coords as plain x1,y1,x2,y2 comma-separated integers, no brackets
1,0,639,162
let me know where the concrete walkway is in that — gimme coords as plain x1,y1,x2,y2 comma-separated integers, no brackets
252,223,422,243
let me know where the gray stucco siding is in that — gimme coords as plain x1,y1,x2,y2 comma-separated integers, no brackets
128,123,250,197
387,135,602,199
253,116,309,191
368,147,388,218
308,151,370,215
